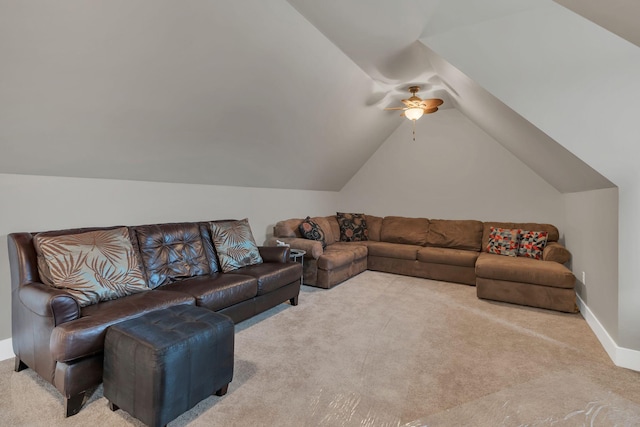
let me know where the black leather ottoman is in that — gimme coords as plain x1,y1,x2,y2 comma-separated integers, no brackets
103,305,234,427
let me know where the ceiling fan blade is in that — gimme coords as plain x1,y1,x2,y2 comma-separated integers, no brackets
423,107,439,114
420,98,444,109
384,107,406,111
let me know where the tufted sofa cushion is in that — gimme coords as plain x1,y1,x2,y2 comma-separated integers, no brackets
134,223,213,288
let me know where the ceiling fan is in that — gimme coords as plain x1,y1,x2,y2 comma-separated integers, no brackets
385,86,443,141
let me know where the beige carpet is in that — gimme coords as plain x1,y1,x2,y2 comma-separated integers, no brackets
2,271,640,426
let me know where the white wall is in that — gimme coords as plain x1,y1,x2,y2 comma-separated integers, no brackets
0,173,339,339
563,188,619,340
338,109,565,226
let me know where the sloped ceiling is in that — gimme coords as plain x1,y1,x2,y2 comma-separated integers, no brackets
0,1,399,191
0,0,614,192
424,45,613,193
555,0,640,48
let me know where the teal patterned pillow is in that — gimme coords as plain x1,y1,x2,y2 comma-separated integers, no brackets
210,219,263,272
34,227,148,307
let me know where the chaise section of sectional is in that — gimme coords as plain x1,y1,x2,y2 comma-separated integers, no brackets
474,222,577,313
475,253,577,312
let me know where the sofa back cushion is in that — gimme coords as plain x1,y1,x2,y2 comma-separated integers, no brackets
34,227,148,307
311,216,336,245
273,218,304,238
365,215,383,241
380,216,430,246
481,222,560,253
426,219,483,251
326,216,341,244
135,222,212,288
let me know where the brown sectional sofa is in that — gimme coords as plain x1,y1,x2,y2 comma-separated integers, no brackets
8,220,302,416
269,215,577,313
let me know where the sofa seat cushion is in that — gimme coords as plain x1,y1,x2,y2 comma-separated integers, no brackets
417,247,479,267
475,253,575,289
317,244,367,270
227,262,302,295
160,273,258,311
330,242,368,259
367,241,420,260
50,290,195,363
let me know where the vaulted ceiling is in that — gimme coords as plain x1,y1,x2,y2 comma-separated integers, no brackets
0,0,626,192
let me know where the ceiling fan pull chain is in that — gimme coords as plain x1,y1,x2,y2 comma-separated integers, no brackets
412,119,416,142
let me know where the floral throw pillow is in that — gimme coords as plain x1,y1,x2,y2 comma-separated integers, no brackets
210,218,263,272
299,217,326,248
34,227,148,307
517,230,549,260
336,212,368,242
486,227,520,257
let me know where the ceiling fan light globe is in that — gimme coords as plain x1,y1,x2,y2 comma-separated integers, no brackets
405,107,424,121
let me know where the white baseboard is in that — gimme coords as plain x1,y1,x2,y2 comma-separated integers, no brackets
0,338,13,362
576,295,640,372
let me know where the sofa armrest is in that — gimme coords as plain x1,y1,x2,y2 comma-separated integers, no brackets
543,242,571,264
265,237,324,259
19,282,81,326
258,246,290,263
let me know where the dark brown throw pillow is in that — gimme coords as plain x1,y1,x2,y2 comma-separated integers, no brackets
336,212,368,242
299,217,326,248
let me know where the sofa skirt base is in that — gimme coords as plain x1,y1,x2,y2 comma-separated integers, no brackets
303,259,319,287
218,280,301,323
315,257,367,289
368,256,425,278
476,277,578,313
420,263,476,285
368,257,475,286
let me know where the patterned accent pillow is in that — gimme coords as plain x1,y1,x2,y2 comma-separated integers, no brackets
517,230,549,260
299,216,326,248
336,212,368,242
486,227,520,257
210,219,263,272
34,227,148,307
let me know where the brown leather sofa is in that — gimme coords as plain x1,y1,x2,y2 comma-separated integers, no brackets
269,215,576,313
8,220,302,417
